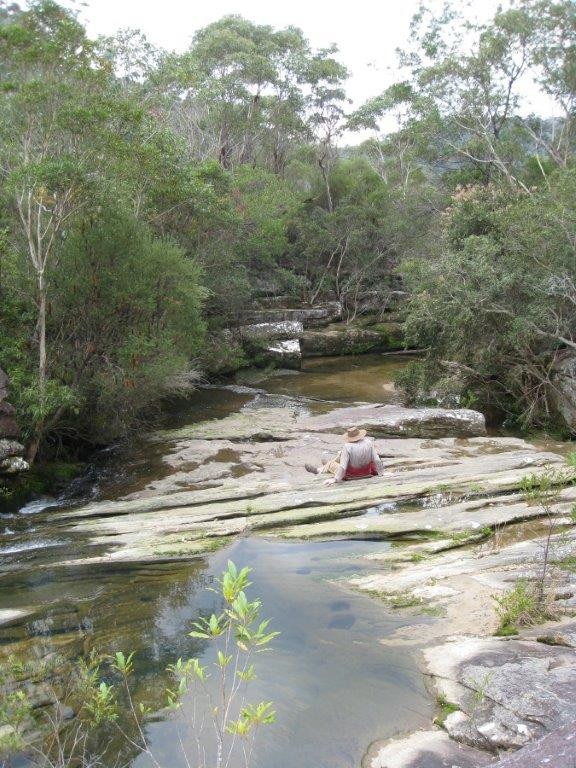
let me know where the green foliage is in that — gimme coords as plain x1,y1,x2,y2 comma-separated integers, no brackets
433,694,459,727
164,560,279,763
493,580,545,635
399,171,576,426
2,0,576,460
0,562,277,766
389,593,423,609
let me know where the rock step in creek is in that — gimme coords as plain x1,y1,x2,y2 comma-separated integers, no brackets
231,301,406,368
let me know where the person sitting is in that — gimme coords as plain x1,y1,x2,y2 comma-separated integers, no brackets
305,426,383,485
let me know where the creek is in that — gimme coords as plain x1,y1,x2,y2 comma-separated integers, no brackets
0,354,439,768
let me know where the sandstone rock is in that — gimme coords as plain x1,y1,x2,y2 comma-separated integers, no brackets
0,439,25,462
0,437,29,474
411,585,459,600
262,339,301,369
57,704,75,721
491,720,576,767
1,456,29,474
551,352,576,434
365,728,494,768
238,320,304,341
238,302,342,328
301,322,403,357
301,403,486,438
425,636,576,754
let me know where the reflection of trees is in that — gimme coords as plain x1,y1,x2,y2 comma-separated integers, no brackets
1,558,216,767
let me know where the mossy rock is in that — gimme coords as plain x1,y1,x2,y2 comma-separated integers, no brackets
301,321,404,357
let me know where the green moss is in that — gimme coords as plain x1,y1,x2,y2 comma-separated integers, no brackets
495,623,519,637
433,694,460,727
389,593,423,609
200,536,231,552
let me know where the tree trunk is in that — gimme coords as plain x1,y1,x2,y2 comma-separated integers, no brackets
318,157,333,213
38,269,47,396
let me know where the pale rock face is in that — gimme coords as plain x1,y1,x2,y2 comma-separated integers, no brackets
411,585,459,600
238,320,304,341
264,338,302,369
238,302,342,327
0,439,25,463
551,352,576,434
1,455,30,474
301,322,404,356
0,366,20,439
300,403,487,438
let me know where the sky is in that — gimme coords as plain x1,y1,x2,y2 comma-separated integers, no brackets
62,0,533,142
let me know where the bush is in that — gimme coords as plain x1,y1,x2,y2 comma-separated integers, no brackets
493,580,546,635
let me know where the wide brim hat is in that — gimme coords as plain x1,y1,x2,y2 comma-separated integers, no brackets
344,426,366,442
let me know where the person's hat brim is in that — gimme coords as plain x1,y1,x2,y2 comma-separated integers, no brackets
345,429,367,442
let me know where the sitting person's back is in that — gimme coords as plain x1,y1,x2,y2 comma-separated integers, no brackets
335,435,382,481
305,427,383,484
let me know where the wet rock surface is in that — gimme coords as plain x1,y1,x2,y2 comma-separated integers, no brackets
2,365,575,768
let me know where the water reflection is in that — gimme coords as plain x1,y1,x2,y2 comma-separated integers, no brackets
1,538,431,768
134,538,432,768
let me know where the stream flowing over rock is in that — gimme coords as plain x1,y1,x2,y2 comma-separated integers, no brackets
2,364,576,767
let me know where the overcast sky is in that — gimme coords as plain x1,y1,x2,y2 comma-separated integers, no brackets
63,0,531,142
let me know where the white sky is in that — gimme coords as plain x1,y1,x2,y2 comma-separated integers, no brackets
63,0,542,143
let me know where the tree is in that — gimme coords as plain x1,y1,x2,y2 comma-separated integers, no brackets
158,17,310,171
0,1,148,457
357,0,575,191
304,49,349,212
0,2,211,457
399,167,576,426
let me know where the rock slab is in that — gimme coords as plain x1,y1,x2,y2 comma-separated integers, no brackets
491,720,576,767
301,403,487,438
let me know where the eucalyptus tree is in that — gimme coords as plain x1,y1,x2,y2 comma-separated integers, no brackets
0,1,208,457
157,16,351,179
303,48,349,212
523,0,576,169
357,0,575,191
157,17,305,169
0,1,130,456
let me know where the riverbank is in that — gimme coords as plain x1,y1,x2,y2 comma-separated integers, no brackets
1,354,575,767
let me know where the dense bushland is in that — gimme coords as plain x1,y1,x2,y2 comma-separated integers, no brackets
0,0,575,460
